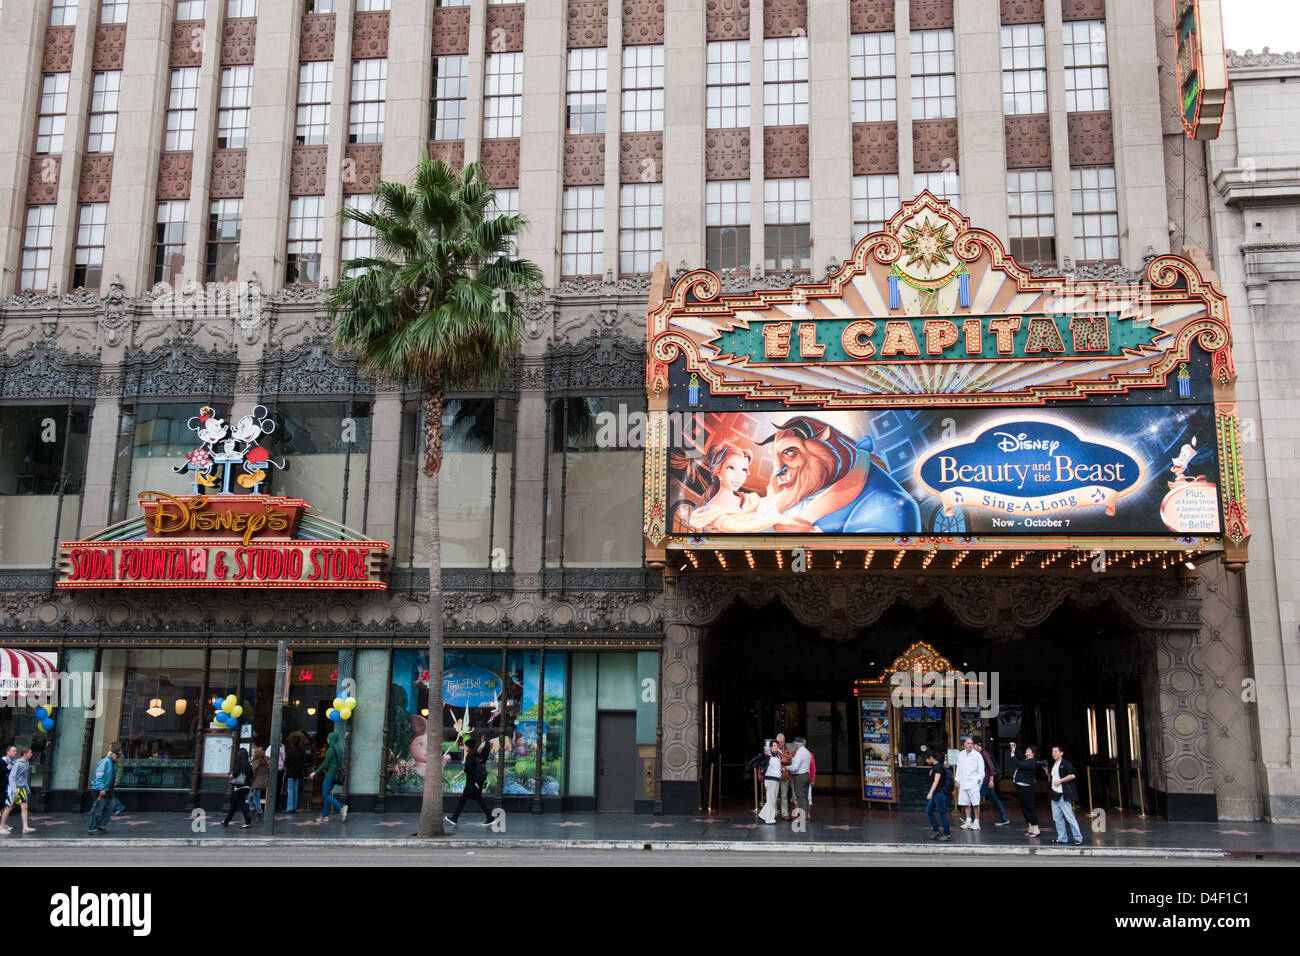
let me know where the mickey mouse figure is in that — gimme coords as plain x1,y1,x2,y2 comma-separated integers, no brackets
173,406,228,490
229,405,287,491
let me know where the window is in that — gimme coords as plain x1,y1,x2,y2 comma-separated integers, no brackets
153,200,188,286
1001,23,1046,115
349,58,387,143
491,187,520,255
566,48,607,135
483,53,523,138
619,183,662,275
226,0,256,14
431,55,469,140
306,0,335,10
764,178,810,271
87,71,122,153
1071,166,1118,262
1063,20,1109,112
73,203,108,290
850,33,896,123
0,405,90,568
355,0,389,8
51,0,77,25
705,180,750,273
270,402,371,525
36,74,70,154
340,194,377,271
216,67,252,148
19,206,56,292
296,61,332,146
916,170,959,205
286,196,324,285
165,67,200,150
910,29,955,119
852,174,899,241
1007,169,1055,263
621,45,664,133
100,0,128,22
113,403,229,518
706,41,750,129
561,186,604,277
205,198,242,283
763,37,809,126
175,0,205,19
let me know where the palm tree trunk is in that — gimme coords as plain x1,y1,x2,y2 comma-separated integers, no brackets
417,373,446,837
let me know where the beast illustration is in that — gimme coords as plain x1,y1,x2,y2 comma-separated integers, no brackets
758,416,920,534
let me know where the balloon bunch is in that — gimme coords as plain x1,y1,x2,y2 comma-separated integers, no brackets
212,694,244,729
326,696,357,723
34,705,54,733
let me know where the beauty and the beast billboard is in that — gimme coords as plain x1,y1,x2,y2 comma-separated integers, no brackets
643,193,1249,567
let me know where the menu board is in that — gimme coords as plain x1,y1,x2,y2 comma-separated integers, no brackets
859,696,895,803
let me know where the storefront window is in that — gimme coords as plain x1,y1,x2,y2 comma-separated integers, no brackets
0,649,58,791
545,396,644,567
395,397,515,568
113,402,219,521
0,404,89,566
270,401,371,528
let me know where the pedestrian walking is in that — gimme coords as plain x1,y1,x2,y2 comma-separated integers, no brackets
924,750,952,841
284,734,307,813
87,744,121,834
955,736,985,830
0,746,36,834
974,736,1010,826
444,734,494,827
756,739,783,824
248,744,269,824
309,730,348,823
1048,745,1084,845
1007,741,1043,837
787,737,812,820
221,746,254,828
0,745,15,823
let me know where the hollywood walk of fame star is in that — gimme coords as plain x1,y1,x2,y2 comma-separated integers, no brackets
555,821,586,827
823,825,854,831
1114,828,1150,834
732,823,759,829
373,821,406,827
1216,828,1251,836
644,822,676,828
117,819,154,826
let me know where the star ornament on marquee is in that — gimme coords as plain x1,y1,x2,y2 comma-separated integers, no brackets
900,217,954,272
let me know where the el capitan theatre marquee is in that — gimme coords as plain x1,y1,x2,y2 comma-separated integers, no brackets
642,193,1249,572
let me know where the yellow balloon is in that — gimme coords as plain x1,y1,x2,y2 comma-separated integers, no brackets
221,699,234,714
232,705,243,718
339,707,352,720
345,697,357,710
332,697,344,711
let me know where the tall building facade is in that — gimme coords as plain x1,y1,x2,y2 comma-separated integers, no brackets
0,0,1293,822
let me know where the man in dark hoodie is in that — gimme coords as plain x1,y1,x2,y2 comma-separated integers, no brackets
309,730,348,823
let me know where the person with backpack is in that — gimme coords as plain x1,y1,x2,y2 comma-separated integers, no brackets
973,736,1010,826
923,750,952,841
221,745,254,828
1007,741,1043,837
309,730,348,823
87,744,121,834
444,734,494,827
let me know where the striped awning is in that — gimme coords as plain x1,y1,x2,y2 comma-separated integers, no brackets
0,648,58,697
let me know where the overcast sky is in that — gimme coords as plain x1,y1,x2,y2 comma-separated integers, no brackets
1221,0,1300,53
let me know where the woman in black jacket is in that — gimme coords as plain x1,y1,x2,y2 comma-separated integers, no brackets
284,737,307,813
445,735,494,827
1007,741,1043,837
222,746,254,828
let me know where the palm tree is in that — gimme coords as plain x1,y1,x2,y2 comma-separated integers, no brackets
327,155,542,837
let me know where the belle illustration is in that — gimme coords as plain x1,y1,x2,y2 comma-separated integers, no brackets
686,442,819,533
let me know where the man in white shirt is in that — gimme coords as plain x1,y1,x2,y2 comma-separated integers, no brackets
955,736,986,830
788,737,812,820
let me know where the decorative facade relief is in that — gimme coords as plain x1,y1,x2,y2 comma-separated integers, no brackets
623,0,666,46
706,0,750,41
852,121,899,175
850,0,894,33
120,340,239,398
909,0,954,30
763,0,806,37
300,13,336,61
999,0,1044,24
43,25,75,73
568,0,608,48
1153,626,1215,798
547,328,647,391
1004,114,1052,168
485,3,525,53
26,155,60,205
619,132,663,183
260,335,373,397
352,10,389,59
1067,110,1114,166
564,134,605,186
704,128,750,180
156,151,194,201
1061,0,1107,22
0,344,100,400
427,139,465,170
289,146,329,196
209,149,247,199
78,155,114,203
99,278,132,348
431,6,470,56
170,19,204,69
763,126,809,178
92,23,127,71
480,139,520,187
912,118,959,173
220,17,256,65
343,143,383,195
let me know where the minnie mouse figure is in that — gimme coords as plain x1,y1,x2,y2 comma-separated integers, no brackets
173,406,227,490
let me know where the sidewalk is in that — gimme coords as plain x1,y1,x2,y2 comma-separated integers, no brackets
3,807,1297,859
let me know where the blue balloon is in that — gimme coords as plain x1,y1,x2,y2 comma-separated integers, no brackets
40,717,54,731
328,709,342,723
35,706,47,720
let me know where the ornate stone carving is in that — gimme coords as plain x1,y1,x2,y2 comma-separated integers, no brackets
120,340,239,398
260,335,372,396
156,151,194,201
547,328,646,390
0,343,100,400
1067,110,1113,166
26,155,60,205
427,139,465,170
432,6,470,56
706,0,750,41
43,25,75,73
1004,113,1052,169
763,126,809,178
704,128,750,181
763,0,806,37
1153,627,1214,797
78,155,114,203
912,117,959,173
568,0,608,48
171,19,204,69
555,306,641,346
343,143,383,195
99,277,132,348
1061,0,1106,22
999,0,1043,23
1029,260,1142,282
852,121,899,175
909,0,954,29
480,138,520,188
850,0,894,33
564,133,605,186
300,13,336,62
209,149,247,199
554,273,653,296
1226,47,1300,68
520,294,555,341
619,131,663,183
485,3,525,54
352,11,389,59
623,0,665,46
289,146,329,196
220,17,256,65
93,23,127,71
